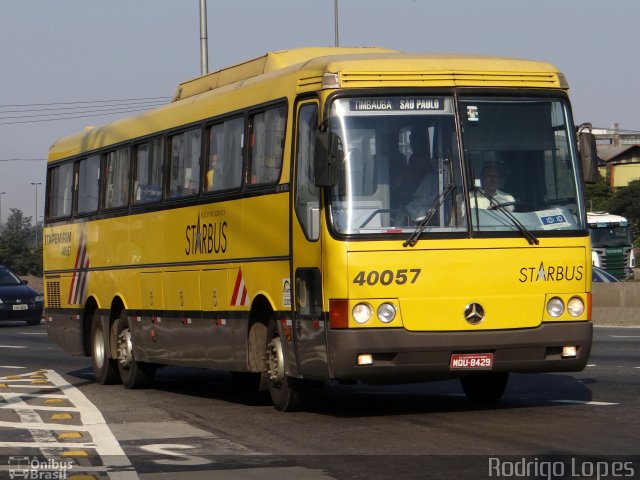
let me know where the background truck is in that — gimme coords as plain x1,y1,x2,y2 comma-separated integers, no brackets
587,211,635,280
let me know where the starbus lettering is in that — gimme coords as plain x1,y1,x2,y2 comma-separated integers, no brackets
518,262,583,283
185,216,228,256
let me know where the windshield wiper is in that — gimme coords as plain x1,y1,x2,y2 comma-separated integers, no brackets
474,188,539,245
403,184,455,248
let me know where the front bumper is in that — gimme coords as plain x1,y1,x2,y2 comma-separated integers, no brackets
0,304,43,322
327,321,592,383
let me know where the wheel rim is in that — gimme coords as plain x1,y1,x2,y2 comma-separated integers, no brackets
117,328,133,369
267,336,285,388
93,325,105,369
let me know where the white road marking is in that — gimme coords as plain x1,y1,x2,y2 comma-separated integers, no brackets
0,369,138,480
0,365,26,369
587,364,597,367
20,332,48,335
0,345,27,349
609,335,640,338
553,400,619,406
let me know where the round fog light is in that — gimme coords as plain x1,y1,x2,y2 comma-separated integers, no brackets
377,303,397,323
547,297,564,318
352,303,372,324
567,297,585,317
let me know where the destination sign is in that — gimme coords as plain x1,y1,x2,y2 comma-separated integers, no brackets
349,97,447,112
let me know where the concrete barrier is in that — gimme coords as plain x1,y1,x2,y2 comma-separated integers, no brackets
592,282,640,327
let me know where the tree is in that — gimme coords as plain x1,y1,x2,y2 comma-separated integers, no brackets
609,180,640,248
584,174,613,212
0,208,42,275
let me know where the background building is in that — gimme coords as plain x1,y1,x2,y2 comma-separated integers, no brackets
594,123,640,189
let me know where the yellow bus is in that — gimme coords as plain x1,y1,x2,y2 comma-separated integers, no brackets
44,47,597,411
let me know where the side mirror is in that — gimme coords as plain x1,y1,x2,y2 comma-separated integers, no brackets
578,131,599,184
314,132,339,186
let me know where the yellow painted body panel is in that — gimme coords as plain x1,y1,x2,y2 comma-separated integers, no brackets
44,192,290,313
322,235,590,331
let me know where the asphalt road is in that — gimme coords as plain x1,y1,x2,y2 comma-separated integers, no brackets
0,321,638,480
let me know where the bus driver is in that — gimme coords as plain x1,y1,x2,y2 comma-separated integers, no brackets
454,163,515,221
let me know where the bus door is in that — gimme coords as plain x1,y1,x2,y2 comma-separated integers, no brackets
291,100,329,379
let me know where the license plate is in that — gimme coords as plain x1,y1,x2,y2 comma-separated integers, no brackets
450,353,493,370
12,304,28,311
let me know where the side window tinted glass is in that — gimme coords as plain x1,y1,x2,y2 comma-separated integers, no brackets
48,162,74,218
170,128,201,198
104,148,130,209
205,117,243,192
134,138,163,204
77,154,100,214
294,103,320,240
249,105,286,185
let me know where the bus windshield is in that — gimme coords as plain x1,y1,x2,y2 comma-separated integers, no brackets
327,95,585,237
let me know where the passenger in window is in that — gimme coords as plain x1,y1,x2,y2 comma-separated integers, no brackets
206,153,218,191
405,167,438,221
391,130,433,208
392,131,436,220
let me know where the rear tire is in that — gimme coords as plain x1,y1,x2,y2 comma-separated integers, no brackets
460,372,509,403
116,311,156,389
90,315,120,385
26,317,42,326
266,318,304,411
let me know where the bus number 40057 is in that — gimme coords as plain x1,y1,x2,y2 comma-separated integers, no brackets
352,268,421,287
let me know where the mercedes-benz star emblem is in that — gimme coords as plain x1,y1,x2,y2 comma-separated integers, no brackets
464,303,485,325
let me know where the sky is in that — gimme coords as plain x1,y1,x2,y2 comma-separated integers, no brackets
1,0,638,224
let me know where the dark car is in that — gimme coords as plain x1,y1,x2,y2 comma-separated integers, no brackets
0,266,43,325
592,266,620,283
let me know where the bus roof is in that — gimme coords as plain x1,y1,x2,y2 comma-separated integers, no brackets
48,46,566,161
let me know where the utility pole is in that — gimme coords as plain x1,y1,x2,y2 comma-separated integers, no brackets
0,192,4,225
334,0,340,47
30,182,42,248
199,0,209,75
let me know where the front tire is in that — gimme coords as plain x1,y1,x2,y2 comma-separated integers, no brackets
90,315,120,385
116,311,156,389
460,372,509,403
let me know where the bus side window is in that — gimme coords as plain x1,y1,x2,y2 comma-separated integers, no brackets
134,138,163,204
77,154,100,214
205,117,243,192
47,161,74,219
104,147,131,209
249,105,286,185
169,128,201,198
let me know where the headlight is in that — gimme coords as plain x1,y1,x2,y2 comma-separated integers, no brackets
547,297,564,318
352,303,372,324
0,298,3,304
34,295,44,303
377,303,396,323
567,297,585,317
